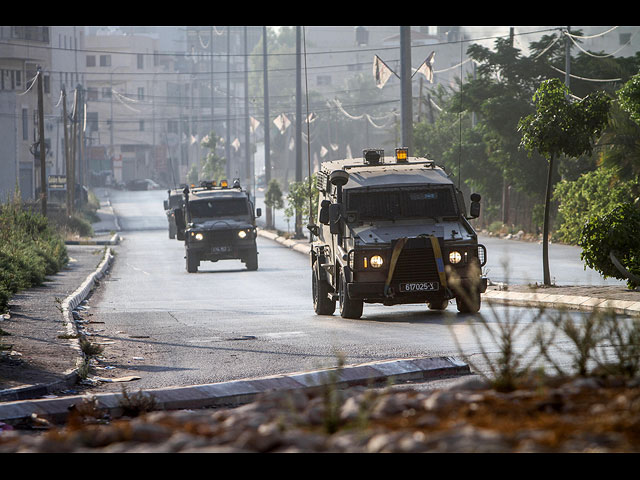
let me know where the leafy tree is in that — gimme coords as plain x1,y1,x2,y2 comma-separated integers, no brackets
518,78,611,285
284,175,318,237
264,179,284,229
200,132,226,184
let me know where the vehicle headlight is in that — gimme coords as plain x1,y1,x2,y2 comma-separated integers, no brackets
237,230,247,239
195,232,204,241
370,255,384,268
449,251,462,264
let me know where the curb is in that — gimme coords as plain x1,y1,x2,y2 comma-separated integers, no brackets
0,247,116,403
65,232,121,246
257,228,640,318
0,356,469,424
483,288,640,318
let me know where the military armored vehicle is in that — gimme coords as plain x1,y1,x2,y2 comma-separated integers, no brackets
308,148,487,319
174,180,261,273
164,187,186,239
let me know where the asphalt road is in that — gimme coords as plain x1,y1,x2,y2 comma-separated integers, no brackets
82,189,615,394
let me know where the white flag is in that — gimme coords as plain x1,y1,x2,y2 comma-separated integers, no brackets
373,55,395,89
415,51,436,83
320,145,328,158
232,138,240,151
273,113,291,134
250,116,260,133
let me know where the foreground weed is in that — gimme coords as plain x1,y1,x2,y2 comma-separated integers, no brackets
118,387,157,418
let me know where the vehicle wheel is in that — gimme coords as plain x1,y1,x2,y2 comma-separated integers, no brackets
456,289,481,314
338,271,363,319
186,251,198,273
312,261,335,315
169,226,176,239
427,299,449,310
245,249,258,271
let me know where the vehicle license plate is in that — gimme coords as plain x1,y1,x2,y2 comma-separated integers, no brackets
211,246,231,253
399,282,439,292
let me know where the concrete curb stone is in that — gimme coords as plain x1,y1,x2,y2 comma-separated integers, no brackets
0,356,470,424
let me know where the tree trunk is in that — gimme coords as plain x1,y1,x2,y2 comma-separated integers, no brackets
542,155,554,285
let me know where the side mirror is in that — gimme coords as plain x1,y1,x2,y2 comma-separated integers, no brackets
319,200,330,225
469,193,481,219
256,207,262,218
163,200,168,210
329,203,341,235
174,208,186,230
307,224,319,237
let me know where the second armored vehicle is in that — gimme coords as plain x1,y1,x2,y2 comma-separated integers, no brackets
164,187,186,239
309,148,487,319
174,180,261,273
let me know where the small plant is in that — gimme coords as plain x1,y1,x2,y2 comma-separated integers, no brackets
118,387,157,418
79,336,104,357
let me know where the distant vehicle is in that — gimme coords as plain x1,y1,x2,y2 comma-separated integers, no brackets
174,179,261,273
308,148,487,319
126,179,161,191
164,188,186,239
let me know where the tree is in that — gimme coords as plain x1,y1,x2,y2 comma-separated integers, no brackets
264,179,284,230
284,175,318,237
519,79,611,285
200,132,226,184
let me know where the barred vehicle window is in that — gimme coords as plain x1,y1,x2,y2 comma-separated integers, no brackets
189,198,249,218
347,186,458,220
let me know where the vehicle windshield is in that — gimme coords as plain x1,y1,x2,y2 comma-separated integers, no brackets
168,194,183,208
346,186,458,221
189,198,249,219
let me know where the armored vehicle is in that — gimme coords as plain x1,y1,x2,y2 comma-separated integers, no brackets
164,187,186,239
174,180,261,273
309,148,487,319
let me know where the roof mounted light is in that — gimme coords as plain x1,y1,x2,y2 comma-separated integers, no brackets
363,149,384,165
220,180,228,188
395,147,408,163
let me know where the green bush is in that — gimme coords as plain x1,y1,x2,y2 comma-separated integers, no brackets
579,203,640,288
553,168,638,244
0,199,68,313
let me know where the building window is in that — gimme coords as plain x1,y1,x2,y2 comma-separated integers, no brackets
86,55,96,67
137,87,144,100
86,112,98,133
137,54,144,69
100,55,111,67
139,120,145,131
102,87,111,98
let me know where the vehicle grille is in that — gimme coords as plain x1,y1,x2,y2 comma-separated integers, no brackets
391,239,440,283
204,230,236,245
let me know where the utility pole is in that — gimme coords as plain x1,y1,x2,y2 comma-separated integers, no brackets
244,27,251,191
295,26,303,238
225,26,231,180
62,87,71,215
565,26,571,89
262,26,272,229
70,88,78,214
36,67,47,216
399,26,413,153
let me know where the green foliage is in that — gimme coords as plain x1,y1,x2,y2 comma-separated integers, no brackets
284,174,318,224
617,72,640,127
553,168,638,244
264,179,284,210
579,203,640,288
519,79,611,161
0,198,68,313
200,132,226,183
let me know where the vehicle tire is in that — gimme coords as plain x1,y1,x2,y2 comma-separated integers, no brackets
169,224,176,239
456,289,481,314
338,271,363,319
245,249,258,271
427,299,449,310
312,261,335,315
186,251,198,273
